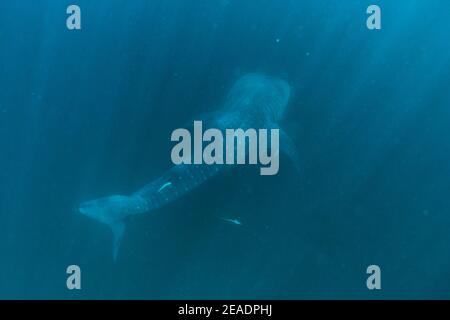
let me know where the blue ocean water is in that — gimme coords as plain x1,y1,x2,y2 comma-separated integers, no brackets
1,0,450,299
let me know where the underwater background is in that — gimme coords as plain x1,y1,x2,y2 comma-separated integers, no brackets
1,0,450,299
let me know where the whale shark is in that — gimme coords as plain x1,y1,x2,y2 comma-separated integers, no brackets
78,73,300,260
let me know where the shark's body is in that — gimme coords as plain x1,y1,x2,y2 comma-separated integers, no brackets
78,73,299,260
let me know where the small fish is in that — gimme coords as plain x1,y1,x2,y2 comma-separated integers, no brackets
158,182,172,192
220,217,242,226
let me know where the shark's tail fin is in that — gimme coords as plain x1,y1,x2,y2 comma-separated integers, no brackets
110,220,125,261
78,195,149,261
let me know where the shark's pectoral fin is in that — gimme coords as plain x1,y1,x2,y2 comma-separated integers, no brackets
280,129,301,174
111,221,124,261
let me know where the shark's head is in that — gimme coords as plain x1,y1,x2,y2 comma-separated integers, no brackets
78,195,148,224
226,73,291,123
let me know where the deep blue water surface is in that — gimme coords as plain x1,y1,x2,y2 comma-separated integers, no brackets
1,0,450,299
